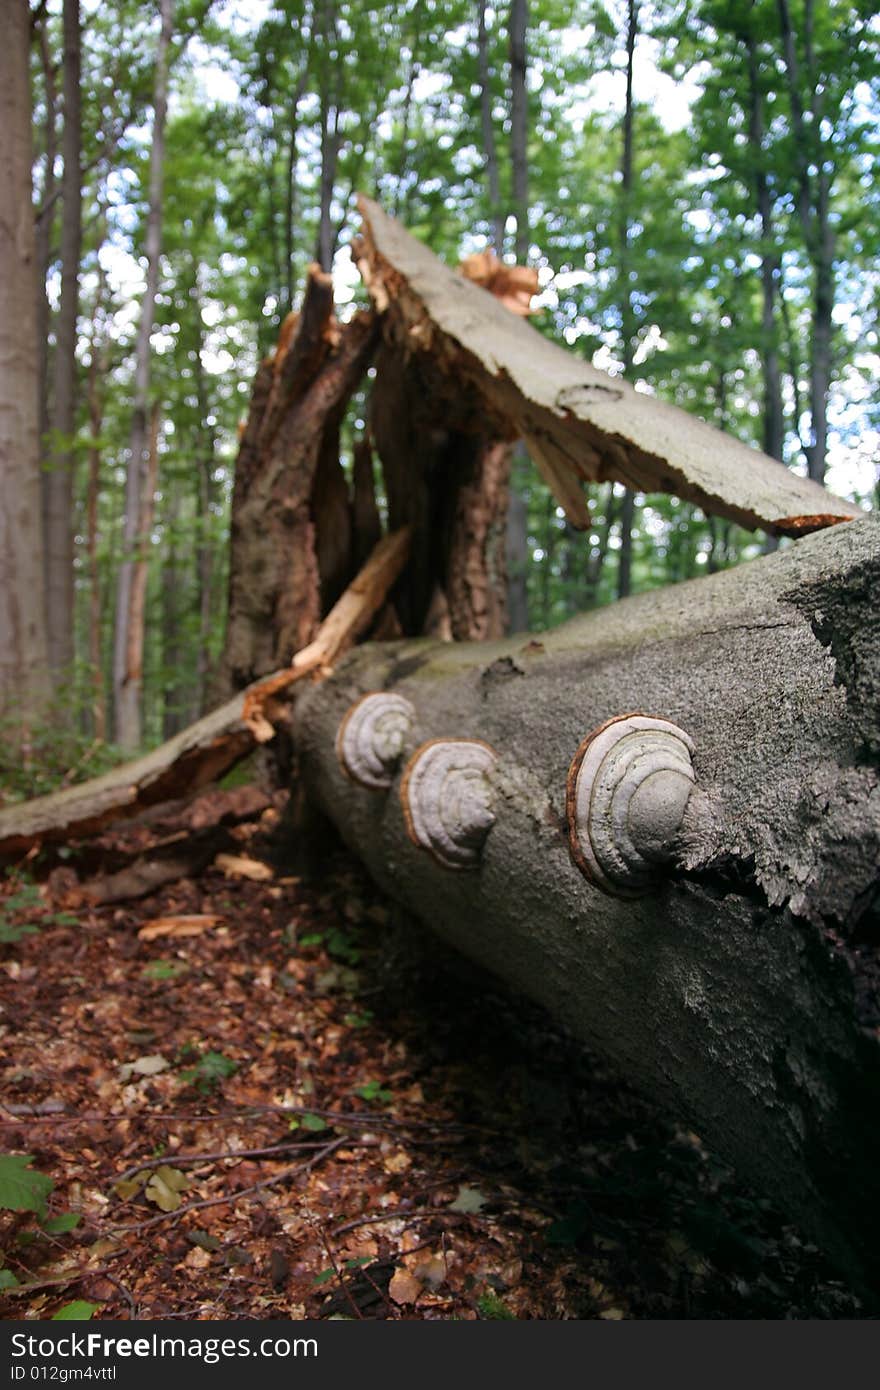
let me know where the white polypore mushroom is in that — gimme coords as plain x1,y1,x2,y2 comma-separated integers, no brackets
400,738,498,869
336,692,416,790
567,714,696,896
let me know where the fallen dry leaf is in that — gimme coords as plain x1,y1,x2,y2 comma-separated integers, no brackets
388,1267,423,1306
214,853,274,881
138,914,222,941
144,1166,189,1212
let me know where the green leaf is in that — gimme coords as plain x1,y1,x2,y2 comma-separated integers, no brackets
0,920,39,944
301,1113,328,1132
0,1155,54,1219
354,1080,392,1104
141,960,189,981
0,1269,19,1289
42,1212,82,1234
477,1290,515,1320
299,933,324,948
144,1165,189,1212
312,1267,335,1287
112,1176,145,1201
52,1301,99,1321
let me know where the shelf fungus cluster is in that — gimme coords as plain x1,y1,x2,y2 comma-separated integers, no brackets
566,714,697,896
336,695,697,891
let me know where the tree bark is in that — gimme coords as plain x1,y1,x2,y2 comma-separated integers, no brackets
44,0,82,687
477,0,505,257
34,18,57,469
508,0,529,264
616,0,637,601
0,0,50,742
296,513,880,1297
113,0,174,749
744,25,784,467
354,197,862,536
776,0,833,483
222,269,378,691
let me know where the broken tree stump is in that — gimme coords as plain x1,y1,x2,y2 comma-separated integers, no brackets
295,514,880,1296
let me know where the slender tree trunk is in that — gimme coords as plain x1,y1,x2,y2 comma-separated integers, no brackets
85,256,108,741
505,483,529,633
34,20,57,464
316,98,340,272
584,483,618,607
0,0,51,740
776,0,833,483
283,68,308,316
113,0,173,749
45,0,83,689
194,317,218,715
161,477,185,738
477,0,505,256
126,403,160,742
509,0,529,264
616,0,638,601
744,28,784,466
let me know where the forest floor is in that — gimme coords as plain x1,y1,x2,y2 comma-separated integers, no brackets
0,789,868,1321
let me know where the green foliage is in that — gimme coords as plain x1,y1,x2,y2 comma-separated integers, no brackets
41,1212,83,1235
51,1301,100,1321
0,1156,55,1221
477,1289,516,1319
354,1080,392,1104
178,1049,238,1092
141,959,189,981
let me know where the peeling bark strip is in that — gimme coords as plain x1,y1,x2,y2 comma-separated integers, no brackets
354,197,862,536
0,528,410,860
296,517,880,1292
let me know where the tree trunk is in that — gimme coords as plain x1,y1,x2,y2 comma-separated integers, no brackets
0,0,50,741
86,306,107,741
505,480,529,634
44,0,82,688
477,0,505,257
222,269,378,690
296,513,880,1297
508,0,528,264
34,19,57,469
744,26,785,467
776,0,833,483
369,340,510,640
113,0,173,749
615,0,637,601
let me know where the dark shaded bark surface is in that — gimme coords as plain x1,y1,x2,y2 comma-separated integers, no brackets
296,516,880,1296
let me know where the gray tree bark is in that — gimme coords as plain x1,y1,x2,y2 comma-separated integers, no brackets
508,0,528,264
296,514,880,1295
0,0,51,740
45,0,83,687
477,0,505,257
113,0,174,749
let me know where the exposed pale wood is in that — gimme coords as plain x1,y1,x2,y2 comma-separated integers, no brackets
354,196,863,536
0,527,411,859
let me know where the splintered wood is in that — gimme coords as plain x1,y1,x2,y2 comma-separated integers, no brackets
0,527,411,859
355,195,863,536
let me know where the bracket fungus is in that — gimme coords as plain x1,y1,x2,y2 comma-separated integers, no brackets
400,738,498,869
336,692,416,790
567,714,696,896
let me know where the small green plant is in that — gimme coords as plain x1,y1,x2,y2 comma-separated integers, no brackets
477,1290,515,1320
179,1050,238,1093
288,1112,328,1133
52,1301,99,1321
0,1155,54,1220
354,1080,392,1104
141,959,189,981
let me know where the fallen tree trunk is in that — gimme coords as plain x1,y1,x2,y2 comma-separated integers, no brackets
296,514,880,1295
0,528,410,859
